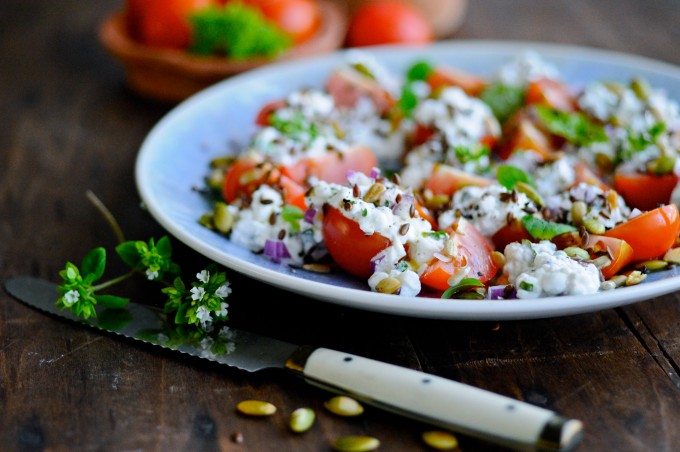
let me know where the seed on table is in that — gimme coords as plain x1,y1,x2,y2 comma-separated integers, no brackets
324,395,364,416
332,435,380,452
421,430,459,450
236,400,277,416
289,407,315,433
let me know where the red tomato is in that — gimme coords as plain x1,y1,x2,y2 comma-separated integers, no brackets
424,163,495,196
255,99,287,126
126,0,213,49
280,145,378,186
326,67,396,115
583,235,635,279
605,204,680,261
614,172,679,211
242,0,320,44
491,219,533,251
322,206,391,278
222,155,278,203
497,110,557,161
277,174,307,210
426,67,487,97
525,78,577,112
345,0,434,47
420,219,499,292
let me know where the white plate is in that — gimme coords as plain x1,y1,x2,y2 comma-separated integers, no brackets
135,40,680,320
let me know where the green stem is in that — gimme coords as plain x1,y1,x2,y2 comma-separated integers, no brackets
92,270,135,291
86,189,126,244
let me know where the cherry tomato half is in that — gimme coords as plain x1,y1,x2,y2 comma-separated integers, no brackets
424,163,495,196
126,0,212,49
583,235,635,279
605,204,680,261
242,0,320,44
345,0,434,47
322,206,391,278
614,171,679,212
420,219,498,292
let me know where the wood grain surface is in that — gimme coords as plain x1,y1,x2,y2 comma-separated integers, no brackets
2,1,680,451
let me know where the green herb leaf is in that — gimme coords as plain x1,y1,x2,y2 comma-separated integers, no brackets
81,247,106,282
535,105,607,146
96,309,133,331
481,83,526,122
190,4,292,60
281,205,304,232
441,277,485,299
115,242,141,268
398,83,419,117
496,165,535,190
95,294,130,309
521,215,577,240
406,61,434,82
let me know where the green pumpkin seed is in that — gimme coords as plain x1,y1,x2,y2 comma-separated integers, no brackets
582,218,606,235
213,202,235,233
635,259,669,272
324,396,364,417
332,435,380,452
631,77,651,100
608,274,628,288
564,246,590,260
289,407,315,433
421,430,459,450
570,201,587,226
515,182,545,207
363,183,387,204
375,277,401,295
663,247,680,265
625,270,647,286
237,400,277,416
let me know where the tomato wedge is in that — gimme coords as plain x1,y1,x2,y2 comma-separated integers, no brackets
424,163,495,196
325,67,395,115
496,111,557,161
426,66,487,97
255,99,287,126
420,219,498,292
583,235,635,279
605,204,680,261
222,155,277,203
525,78,577,112
614,172,679,211
491,219,533,251
322,206,391,278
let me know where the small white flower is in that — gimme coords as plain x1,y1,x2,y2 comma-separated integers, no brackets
196,305,212,325
146,269,159,280
225,342,236,354
217,302,229,318
200,336,214,350
196,270,210,283
215,283,232,299
190,286,206,301
63,290,80,307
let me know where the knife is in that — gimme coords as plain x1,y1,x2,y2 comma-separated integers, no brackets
4,275,583,451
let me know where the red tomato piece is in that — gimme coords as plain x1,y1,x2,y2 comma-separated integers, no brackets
424,163,495,196
326,67,395,115
573,161,609,191
278,174,307,210
420,219,498,292
605,204,680,261
243,0,320,44
497,110,557,161
125,0,213,49
426,67,487,97
491,219,534,251
322,206,391,279
614,172,679,212
255,99,287,126
583,235,635,279
525,78,577,112
345,0,434,47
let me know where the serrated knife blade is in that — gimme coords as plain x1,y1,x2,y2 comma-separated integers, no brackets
4,275,583,451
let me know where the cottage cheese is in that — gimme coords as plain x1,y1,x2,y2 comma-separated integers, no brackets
503,241,601,298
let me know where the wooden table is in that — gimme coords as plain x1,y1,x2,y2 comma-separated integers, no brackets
3,1,680,450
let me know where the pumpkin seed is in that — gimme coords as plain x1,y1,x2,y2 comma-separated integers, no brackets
608,274,628,288
647,155,676,175
363,183,386,204
490,250,506,268
605,190,619,211
237,400,277,416
446,266,470,287
206,167,224,190
302,263,331,273
625,270,647,286
631,77,651,100
421,430,459,450
570,201,587,226
213,202,235,233
324,396,364,417
515,182,545,207
289,408,315,433
564,246,590,260
592,255,612,270
375,277,401,295
582,218,606,235
663,247,680,265
332,436,380,452
635,259,669,272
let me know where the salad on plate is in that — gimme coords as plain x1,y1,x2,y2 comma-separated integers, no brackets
197,50,680,302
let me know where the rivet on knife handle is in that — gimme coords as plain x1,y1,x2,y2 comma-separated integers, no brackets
289,347,583,452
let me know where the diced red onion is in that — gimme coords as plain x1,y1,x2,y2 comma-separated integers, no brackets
264,240,291,263
304,207,317,224
369,253,385,274
487,285,517,300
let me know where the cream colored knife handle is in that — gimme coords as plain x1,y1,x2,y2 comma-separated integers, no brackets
296,347,582,452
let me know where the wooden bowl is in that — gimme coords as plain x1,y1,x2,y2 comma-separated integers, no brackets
98,0,348,103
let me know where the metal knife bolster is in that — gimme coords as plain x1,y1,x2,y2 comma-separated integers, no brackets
285,346,583,452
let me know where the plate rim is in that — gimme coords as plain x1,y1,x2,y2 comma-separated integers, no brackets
135,39,680,320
